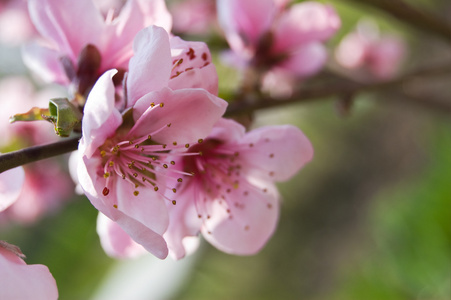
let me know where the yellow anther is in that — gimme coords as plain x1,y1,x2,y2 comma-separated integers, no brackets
133,173,138,177
167,123,171,127
159,103,164,107
154,186,159,192
163,164,168,169
100,150,106,157
148,135,152,140
173,141,177,146
103,172,110,178
177,178,183,182
172,188,177,193
170,161,175,165
113,204,118,208
185,143,190,148
133,191,139,196
172,200,177,205
109,161,114,167
150,102,155,107
198,138,204,143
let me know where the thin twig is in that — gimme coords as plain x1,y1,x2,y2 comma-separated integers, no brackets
0,137,79,173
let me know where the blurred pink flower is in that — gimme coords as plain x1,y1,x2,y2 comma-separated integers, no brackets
22,0,172,96
0,166,25,213
0,77,73,224
77,26,227,259
0,78,69,223
0,0,36,46
170,0,217,35
335,21,406,79
2,161,73,224
217,0,340,78
164,118,314,259
0,241,58,300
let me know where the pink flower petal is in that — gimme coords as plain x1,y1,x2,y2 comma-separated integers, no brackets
28,0,105,60
80,69,122,158
276,42,328,77
0,245,58,300
115,178,169,235
168,63,218,95
0,166,25,212
21,42,69,85
273,2,340,53
202,180,279,255
168,37,218,95
126,26,172,107
130,87,228,145
367,36,405,79
217,0,274,53
208,118,246,143
78,155,169,259
334,32,367,69
96,212,147,259
164,182,202,260
101,0,172,70
239,125,314,181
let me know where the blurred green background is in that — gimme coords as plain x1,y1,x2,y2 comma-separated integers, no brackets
1,0,450,299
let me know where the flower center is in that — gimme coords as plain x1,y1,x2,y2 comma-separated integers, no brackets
98,124,201,207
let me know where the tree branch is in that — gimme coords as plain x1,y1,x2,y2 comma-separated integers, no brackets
225,62,451,116
0,137,79,173
343,0,451,42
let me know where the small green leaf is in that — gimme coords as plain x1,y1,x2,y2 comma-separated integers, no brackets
9,107,50,123
48,98,83,137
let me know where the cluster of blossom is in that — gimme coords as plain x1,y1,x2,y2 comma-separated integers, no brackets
0,0,407,298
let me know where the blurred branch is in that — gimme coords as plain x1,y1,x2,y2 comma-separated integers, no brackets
386,90,451,114
0,137,79,173
225,62,451,116
343,0,451,42
1,62,450,173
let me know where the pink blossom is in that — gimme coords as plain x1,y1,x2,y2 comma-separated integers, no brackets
96,212,147,258
217,0,340,78
0,166,25,212
164,118,314,259
170,0,217,35
22,0,172,95
0,0,36,46
0,241,58,300
0,77,73,224
2,161,73,224
78,26,227,259
335,21,406,79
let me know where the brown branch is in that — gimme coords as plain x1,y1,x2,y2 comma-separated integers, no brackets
0,62,450,174
0,137,79,173
343,0,451,42
225,62,451,116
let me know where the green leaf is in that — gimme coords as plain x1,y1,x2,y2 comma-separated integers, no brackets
9,107,51,123
48,98,83,137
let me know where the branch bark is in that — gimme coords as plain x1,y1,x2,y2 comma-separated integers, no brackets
0,137,79,173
